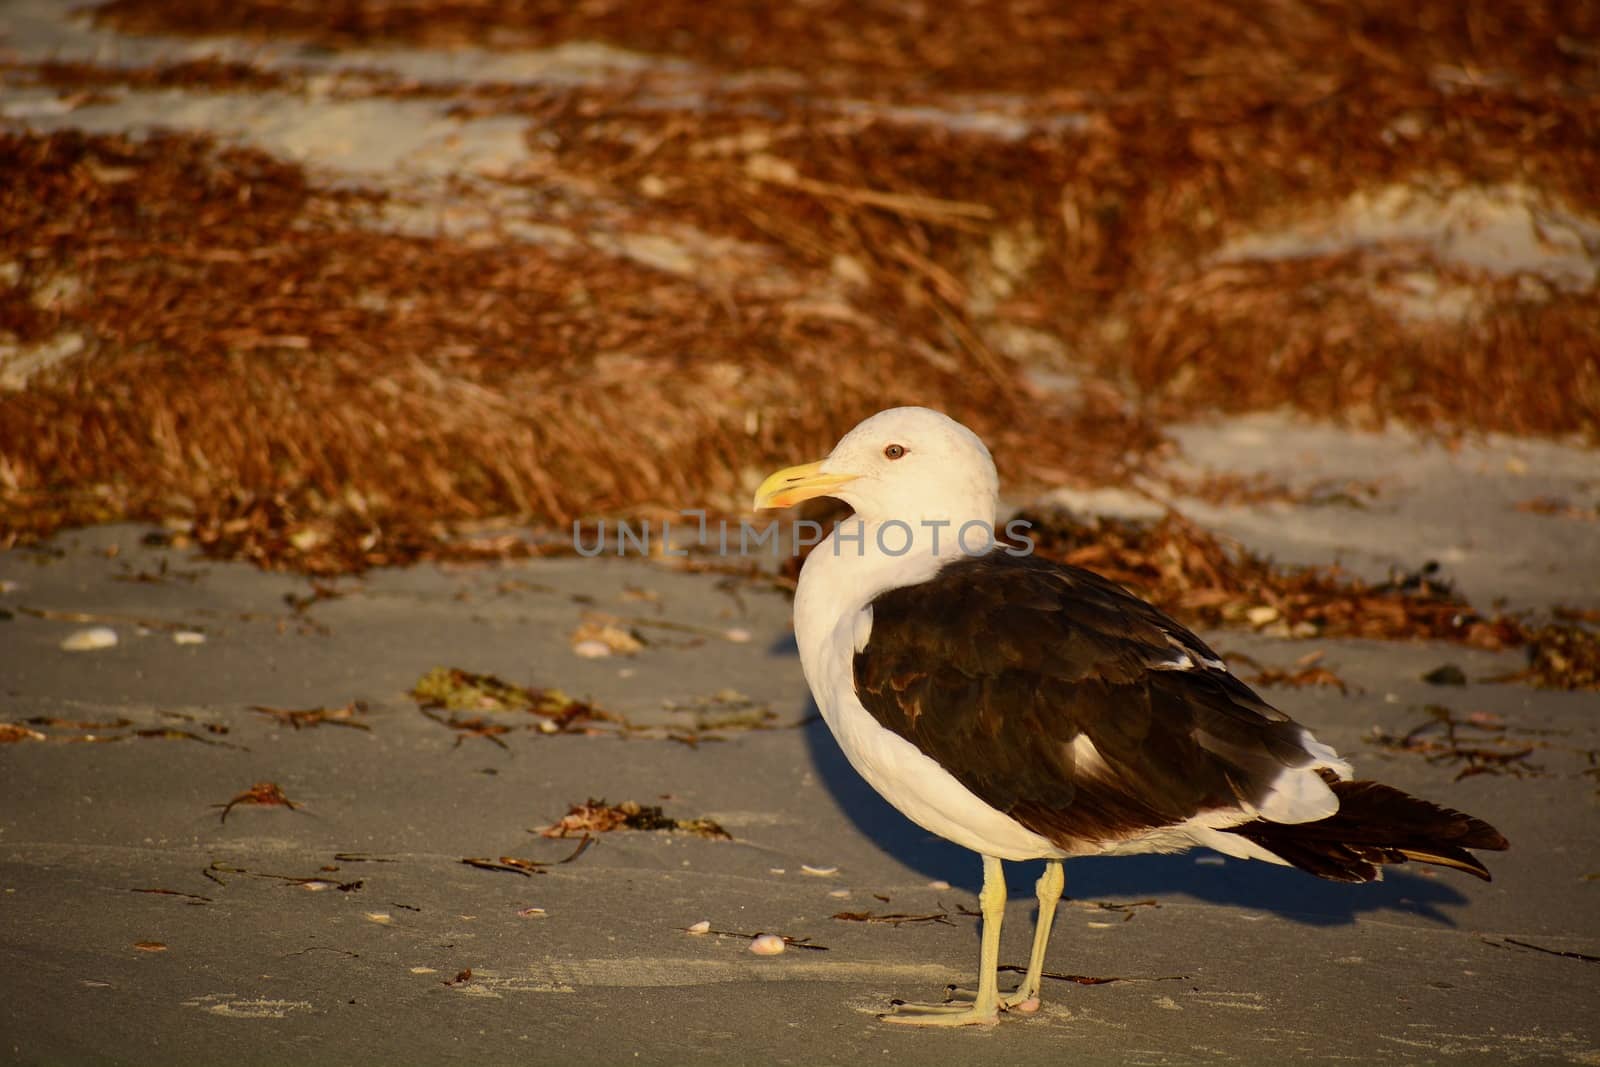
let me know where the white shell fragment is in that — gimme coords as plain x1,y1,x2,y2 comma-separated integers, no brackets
800,865,838,877
686,920,711,935
61,627,117,652
572,639,612,659
570,615,643,656
517,907,548,919
748,934,786,956
365,912,392,924
173,631,206,645
723,628,752,643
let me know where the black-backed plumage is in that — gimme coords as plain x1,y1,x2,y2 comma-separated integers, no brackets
853,550,1508,881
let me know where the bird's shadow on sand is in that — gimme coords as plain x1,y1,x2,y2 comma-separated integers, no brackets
799,712,1476,929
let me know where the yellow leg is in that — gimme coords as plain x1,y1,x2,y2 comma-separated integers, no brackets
1000,859,1064,1012
881,854,1006,1026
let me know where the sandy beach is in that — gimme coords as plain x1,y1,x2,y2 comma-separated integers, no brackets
3,2,1599,1062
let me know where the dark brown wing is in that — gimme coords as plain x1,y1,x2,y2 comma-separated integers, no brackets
851,551,1319,850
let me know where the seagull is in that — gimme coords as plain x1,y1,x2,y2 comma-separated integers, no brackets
753,406,1508,1026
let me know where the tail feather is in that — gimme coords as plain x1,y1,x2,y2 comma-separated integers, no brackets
1222,775,1509,884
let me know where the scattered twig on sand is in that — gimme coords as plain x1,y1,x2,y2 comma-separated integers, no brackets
832,910,954,927
1481,937,1600,964
460,857,545,878
535,799,731,840
998,966,1191,986
249,700,370,730
461,837,594,876
129,887,213,905
1365,706,1541,782
1074,898,1161,922
214,781,303,823
16,606,193,632
203,860,361,892
420,708,514,749
412,667,623,734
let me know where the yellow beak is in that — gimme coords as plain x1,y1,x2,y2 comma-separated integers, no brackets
752,460,858,510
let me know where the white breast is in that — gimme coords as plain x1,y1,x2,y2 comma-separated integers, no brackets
794,531,1064,862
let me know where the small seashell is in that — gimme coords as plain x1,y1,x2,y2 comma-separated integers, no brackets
517,907,547,919
409,967,436,975
1245,605,1279,626
173,631,206,645
800,865,838,877
827,889,851,899
748,933,786,956
365,912,392,924
1087,921,1114,929
686,920,711,935
61,627,117,652
299,880,333,892
570,615,643,655
723,628,752,643
572,639,612,658
768,868,786,875
927,879,951,891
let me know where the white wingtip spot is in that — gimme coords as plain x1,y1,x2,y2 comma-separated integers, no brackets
1156,631,1227,672
1255,766,1340,824
1298,728,1353,781
1255,727,1351,825
1071,734,1109,778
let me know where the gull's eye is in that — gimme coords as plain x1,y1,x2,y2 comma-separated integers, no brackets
883,443,906,460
